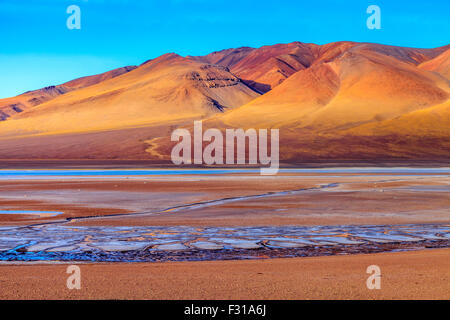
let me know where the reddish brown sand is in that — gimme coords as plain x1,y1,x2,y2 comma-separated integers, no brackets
0,249,448,300
1,173,448,300
0,173,448,226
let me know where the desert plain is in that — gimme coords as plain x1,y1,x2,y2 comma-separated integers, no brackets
0,167,448,300
0,40,449,300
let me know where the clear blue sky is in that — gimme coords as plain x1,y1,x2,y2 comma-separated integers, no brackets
0,0,449,98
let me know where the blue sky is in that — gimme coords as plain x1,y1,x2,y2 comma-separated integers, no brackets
0,0,449,98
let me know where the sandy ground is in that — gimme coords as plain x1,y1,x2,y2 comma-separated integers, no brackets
1,172,448,300
0,249,448,300
0,173,448,226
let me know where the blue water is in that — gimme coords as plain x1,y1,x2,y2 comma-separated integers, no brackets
0,167,448,178
0,169,252,177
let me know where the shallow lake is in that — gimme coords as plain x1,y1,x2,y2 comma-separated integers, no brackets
0,167,448,179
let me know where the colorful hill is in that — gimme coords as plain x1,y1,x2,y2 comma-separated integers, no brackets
0,41,448,163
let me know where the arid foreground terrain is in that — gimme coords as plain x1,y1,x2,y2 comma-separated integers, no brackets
0,169,448,299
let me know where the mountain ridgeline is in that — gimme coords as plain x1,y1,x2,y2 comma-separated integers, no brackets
0,41,449,163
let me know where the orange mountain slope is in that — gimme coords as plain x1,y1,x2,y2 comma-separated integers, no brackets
218,44,449,129
0,41,449,162
0,66,136,121
419,48,450,79
0,53,259,138
193,42,318,93
193,41,449,94
179,42,450,161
